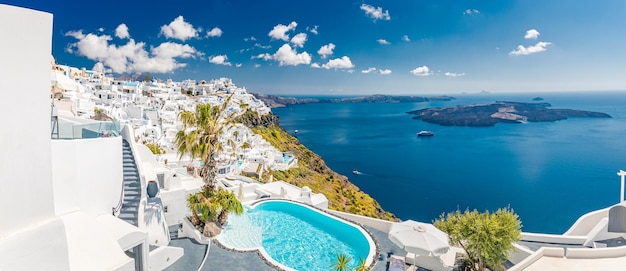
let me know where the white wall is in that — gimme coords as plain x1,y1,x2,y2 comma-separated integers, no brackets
326,209,395,233
0,219,71,270
51,137,123,216
160,188,190,226
564,206,610,236
0,4,55,236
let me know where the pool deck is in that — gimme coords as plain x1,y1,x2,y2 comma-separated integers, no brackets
165,225,408,271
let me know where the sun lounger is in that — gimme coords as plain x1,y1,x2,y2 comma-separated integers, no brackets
388,255,407,271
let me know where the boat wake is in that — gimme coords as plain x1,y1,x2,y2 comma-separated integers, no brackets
352,170,365,175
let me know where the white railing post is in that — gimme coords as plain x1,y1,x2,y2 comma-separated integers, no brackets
618,170,626,203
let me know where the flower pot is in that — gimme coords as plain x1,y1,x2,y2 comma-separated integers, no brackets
147,180,159,198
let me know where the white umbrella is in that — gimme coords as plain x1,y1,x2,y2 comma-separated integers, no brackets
388,220,450,256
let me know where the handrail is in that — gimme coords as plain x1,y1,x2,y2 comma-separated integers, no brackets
112,176,125,216
112,136,128,216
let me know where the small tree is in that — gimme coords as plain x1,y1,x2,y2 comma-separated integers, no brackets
354,258,370,271
434,207,522,271
331,253,352,271
145,143,163,155
215,188,244,225
186,187,243,232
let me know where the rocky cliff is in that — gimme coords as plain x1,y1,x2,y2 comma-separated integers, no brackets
236,111,397,221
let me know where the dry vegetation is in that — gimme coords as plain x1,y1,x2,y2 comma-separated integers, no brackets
252,124,397,221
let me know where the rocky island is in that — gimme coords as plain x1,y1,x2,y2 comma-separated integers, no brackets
407,101,611,127
253,93,455,108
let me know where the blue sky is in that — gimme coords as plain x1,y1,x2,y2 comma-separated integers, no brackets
6,0,626,94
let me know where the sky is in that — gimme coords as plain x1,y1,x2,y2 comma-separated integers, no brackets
5,0,626,95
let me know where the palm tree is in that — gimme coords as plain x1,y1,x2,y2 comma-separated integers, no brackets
214,188,244,226
175,96,234,190
354,258,370,271
227,138,236,158
187,193,204,226
331,253,352,271
186,186,243,229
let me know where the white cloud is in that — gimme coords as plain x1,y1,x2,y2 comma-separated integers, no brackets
377,39,390,45
379,69,392,75
151,42,199,59
98,27,104,32
509,41,552,56
65,30,201,74
318,43,335,58
402,35,410,42
464,9,480,15
255,43,271,49
209,55,231,66
206,27,223,37
524,29,540,39
310,63,321,68
92,62,105,72
273,44,311,66
410,66,432,76
321,56,354,69
445,72,465,77
291,33,307,48
115,24,129,39
235,63,242,68
309,25,319,35
268,21,297,41
360,4,391,21
254,64,261,68
244,36,257,42
362,67,377,73
160,16,198,41
253,53,273,61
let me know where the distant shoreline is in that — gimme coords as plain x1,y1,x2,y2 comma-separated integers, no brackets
252,93,455,108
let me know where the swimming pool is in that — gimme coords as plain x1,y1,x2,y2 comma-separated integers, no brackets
283,155,294,164
217,200,375,271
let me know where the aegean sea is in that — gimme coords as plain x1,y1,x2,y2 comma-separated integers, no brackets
273,91,626,234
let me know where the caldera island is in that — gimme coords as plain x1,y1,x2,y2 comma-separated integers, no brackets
407,101,611,127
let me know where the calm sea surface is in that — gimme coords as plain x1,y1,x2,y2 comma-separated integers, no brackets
273,91,626,234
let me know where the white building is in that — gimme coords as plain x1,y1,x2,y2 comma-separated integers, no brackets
0,5,182,270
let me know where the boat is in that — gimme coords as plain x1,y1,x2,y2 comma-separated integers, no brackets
417,130,434,137
352,169,361,175
294,129,298,134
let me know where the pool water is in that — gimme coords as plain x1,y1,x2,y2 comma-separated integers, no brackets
218,200,373,271
283,155,293,164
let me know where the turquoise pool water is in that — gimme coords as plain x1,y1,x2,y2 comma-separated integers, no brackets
218,200,373,270
237,161,243,167
283,155,293,164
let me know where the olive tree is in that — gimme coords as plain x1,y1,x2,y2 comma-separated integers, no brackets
434,206,521,271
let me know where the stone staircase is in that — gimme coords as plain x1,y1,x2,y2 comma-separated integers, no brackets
118,139,141,226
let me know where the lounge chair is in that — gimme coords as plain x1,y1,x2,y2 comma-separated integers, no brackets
388,255,407,271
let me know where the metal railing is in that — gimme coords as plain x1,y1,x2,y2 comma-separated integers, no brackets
53,121,121,139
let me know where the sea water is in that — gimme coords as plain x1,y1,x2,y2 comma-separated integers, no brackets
273,91,626,234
